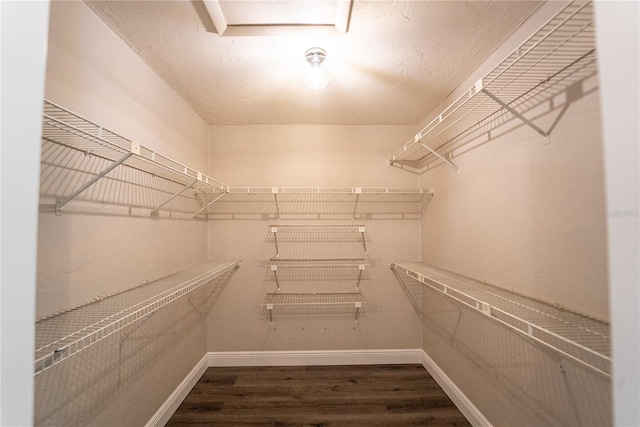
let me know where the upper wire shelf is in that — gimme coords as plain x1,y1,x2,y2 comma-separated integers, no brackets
34,261,239,376
388,1,597,174
41,100,227,215
391,262,610,377
197,187,434,218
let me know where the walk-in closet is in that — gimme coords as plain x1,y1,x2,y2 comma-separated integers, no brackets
1,0,638,426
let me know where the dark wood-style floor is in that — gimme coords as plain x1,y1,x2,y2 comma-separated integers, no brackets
167,364,471,426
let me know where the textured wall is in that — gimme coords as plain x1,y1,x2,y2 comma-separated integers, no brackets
38,0,210,317
35,2,210,426
418,2,610,425
420,88,607,320
207,125,424,352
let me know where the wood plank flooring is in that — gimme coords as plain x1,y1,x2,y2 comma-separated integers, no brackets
167,364,471,426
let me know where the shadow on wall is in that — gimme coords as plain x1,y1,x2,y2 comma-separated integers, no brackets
392,269,612,426
39,139,208,220
33,270,236,427
409,72,599,175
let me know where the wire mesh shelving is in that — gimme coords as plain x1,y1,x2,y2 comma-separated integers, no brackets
390,262,610,377
41,100,227,216
388,1,598,174
196,187,434,218
34,261,239,376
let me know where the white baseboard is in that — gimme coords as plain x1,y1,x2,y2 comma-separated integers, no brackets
208,349,424,367
145,353,209,427
420,350,492,427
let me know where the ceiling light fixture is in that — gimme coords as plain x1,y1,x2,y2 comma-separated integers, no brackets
304,47,329,90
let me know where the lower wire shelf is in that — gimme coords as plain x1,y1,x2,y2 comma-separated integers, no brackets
263,292,364,324
34,260,239,376
390,262,610,377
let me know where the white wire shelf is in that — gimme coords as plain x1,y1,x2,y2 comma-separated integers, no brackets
267,258,368,268
42,100,227,215
267,259,368,291
34,261,239,376
390,262,610,377
268,224,369,258
263,292,364,323
196,187,434,218
388,1,597,174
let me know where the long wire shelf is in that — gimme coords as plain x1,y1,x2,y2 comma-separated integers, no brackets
34,261,239,376
390,262,610,377
263,292,364,323
388,0,597,174
42,100,227,216
196,187,434,218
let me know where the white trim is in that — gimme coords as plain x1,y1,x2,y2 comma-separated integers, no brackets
145,353,209,427
420,350,492,427
207,349,423,367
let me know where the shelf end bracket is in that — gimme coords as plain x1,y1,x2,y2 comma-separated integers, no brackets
420,144,459,174
150,178,199,217
482,89,549,143
55,151,133,215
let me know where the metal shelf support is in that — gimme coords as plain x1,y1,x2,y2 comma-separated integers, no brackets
149,178,198,217
420,143,459,174
352,187,361,219
192,191,226,218
482,88,550,143
55,150,135,215
271,265,280,291
273,188,280,219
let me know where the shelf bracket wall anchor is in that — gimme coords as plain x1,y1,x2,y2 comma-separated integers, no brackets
352,188,361,220
192,191,226,218
272,188,280,219
267,304,274,324
55,151,134,215
271,265,280,290
356,264,365,290
482,89,550,144
420,143,459,175
359,226,367,254
271,227,279,258
149,178,199,217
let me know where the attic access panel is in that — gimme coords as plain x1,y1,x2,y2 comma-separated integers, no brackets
203,0,353,36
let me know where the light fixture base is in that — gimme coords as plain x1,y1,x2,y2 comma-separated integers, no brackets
305,47,327,65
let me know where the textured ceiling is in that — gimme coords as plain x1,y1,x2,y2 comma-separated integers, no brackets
86,1,540,125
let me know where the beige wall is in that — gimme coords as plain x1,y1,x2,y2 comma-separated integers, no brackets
416,1,608,321
35,2,210,426
38,0,210,317
420,87,607,320
418,2,611,425
207,125,424,351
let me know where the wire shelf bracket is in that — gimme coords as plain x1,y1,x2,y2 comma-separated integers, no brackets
54,150,134,215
